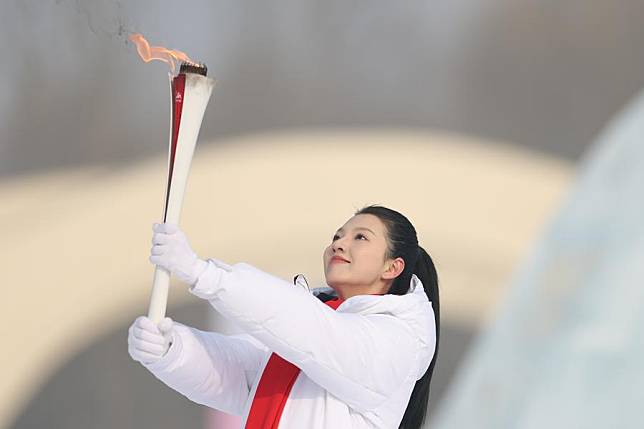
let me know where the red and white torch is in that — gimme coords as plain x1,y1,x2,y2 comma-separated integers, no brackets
129,34,216,324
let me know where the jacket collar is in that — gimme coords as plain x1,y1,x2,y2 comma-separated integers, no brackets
293,273,429,313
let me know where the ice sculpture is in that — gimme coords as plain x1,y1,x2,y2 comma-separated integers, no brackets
431,89,644,429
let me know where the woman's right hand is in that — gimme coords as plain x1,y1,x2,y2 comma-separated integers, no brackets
128,316,174,365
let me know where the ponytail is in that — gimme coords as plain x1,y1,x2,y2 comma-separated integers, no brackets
397,246,440,429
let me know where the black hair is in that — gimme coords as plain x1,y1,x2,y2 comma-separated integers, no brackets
354,204,440,429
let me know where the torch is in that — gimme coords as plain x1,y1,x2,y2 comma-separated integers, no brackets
129,34,216,324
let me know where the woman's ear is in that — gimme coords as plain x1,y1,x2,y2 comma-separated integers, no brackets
382,257,405,280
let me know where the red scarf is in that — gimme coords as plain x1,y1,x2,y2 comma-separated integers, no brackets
244,293,383,429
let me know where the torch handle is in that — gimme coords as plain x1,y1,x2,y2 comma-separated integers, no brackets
148,207,182,325
148,266,171,324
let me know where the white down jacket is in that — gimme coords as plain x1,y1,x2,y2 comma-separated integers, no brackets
141,258,437,428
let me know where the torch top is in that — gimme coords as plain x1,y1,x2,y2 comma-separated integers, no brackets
179,61,208,77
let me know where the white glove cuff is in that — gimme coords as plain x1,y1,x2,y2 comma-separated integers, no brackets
145,327,182,372
190,258,210,286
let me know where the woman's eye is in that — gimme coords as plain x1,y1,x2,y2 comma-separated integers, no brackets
332,233,367,241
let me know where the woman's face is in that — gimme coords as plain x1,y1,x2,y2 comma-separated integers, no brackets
323,214,401,295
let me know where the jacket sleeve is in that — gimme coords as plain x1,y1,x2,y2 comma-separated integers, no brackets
142,321,270,415
188,258,426,412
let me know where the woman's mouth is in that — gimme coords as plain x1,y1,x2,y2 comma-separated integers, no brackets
330,256,350,264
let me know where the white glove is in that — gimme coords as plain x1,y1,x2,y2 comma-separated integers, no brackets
128,316,175,365
149,222,209,285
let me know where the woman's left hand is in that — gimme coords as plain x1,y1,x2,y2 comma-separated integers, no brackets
150,222,209,285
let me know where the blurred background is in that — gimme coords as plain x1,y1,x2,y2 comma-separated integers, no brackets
2,1,643,428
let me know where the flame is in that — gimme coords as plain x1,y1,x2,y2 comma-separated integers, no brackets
128,33,195,73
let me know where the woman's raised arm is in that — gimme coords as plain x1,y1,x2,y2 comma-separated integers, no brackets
142,321,270,415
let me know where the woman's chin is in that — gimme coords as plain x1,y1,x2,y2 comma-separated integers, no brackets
324,276,340,288
325,275,352,289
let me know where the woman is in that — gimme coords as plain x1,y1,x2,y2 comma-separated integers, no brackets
128,205,440,428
